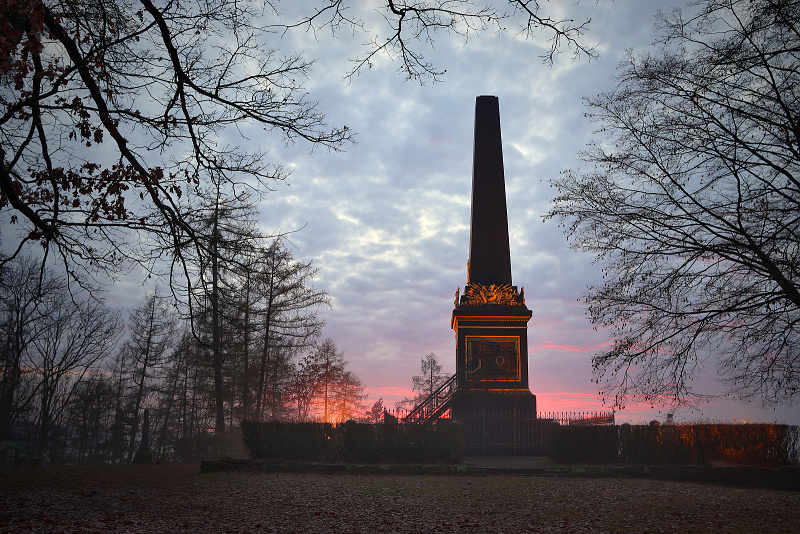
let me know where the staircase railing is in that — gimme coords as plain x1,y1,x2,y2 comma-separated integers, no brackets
402,361,482,425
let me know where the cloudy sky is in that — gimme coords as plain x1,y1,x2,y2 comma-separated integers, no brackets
218,0,798,426
21,0,794,425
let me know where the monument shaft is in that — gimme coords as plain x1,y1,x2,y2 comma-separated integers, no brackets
469,95,512,286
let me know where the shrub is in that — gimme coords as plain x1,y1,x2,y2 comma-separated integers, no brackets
548,423,618,464
618,424,697,464
383,419,464,463
548,423,799,466
340,421,380,463
690,423,799,465
431,419,464,464
241,421,334,461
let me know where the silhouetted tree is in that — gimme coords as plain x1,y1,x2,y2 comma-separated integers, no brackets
0,257,58,440
546,0,800,407
65,373,118,463
122,292,176,461
165,329,214,461
178,183,263,434
1,0,594,291
33,294,120,462
250,240,329,421
0,0,600,459
286,0,596,81
0,257,120,461
364,398,384,424
333,370,367,423
396,352,448,410
304,338,346,423
412,353,447,400
290,338,365,423
286,358,318,422
0,0,351,291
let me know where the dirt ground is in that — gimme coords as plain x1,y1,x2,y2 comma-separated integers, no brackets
1,463,798,533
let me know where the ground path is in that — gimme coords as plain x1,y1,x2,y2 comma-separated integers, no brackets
1,462,798,533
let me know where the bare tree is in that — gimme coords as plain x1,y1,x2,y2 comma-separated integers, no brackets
412,353,446,400
1,0,595,290
333,370,367,423
309,338,346,423
287,361,317,422
162,328,213,461
0,257,120,463
0,257,57,440
29,284,121,462
288,0,597,82
395,352,447,410
174,182,263,434
65,373,119,463
545,0,800,407
122,291,176,461
293,338,367,423
250,239,329,421
0,0,601,456
0,0,351,290
290,339,367,423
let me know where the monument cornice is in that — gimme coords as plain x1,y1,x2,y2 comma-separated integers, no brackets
450,312,532,331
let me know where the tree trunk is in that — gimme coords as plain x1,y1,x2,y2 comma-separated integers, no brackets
128,318,153,462
241,272,252,420
256,254,276,421
211,202,225,435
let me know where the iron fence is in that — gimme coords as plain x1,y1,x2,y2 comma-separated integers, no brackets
451,410,615,455
538,411,616,426
383,408,615,455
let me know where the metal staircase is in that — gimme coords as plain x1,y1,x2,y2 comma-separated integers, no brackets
402,362,482,425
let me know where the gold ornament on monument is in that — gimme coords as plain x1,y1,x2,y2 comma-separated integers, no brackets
460,283,521,306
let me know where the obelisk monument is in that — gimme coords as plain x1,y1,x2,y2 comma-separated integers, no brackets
451,95,536,414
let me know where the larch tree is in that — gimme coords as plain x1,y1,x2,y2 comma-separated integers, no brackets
297,337,348,423
395,352,447,410
333,369,367,423
251,239,329,421
412,352,447,401
122,291,177,461
181,184,262,434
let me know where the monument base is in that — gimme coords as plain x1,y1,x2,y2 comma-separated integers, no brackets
451,389,536,415
450,390,542,455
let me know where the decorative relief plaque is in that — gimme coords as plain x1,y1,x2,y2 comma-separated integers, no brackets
465,336,520,381
458,283,524,307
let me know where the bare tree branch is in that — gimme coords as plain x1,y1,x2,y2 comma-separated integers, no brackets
546,0,800,407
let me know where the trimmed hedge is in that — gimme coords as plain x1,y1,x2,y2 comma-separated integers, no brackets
549,423,800,465
547,423,618,464
241,419,463,464
241,421,335,461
